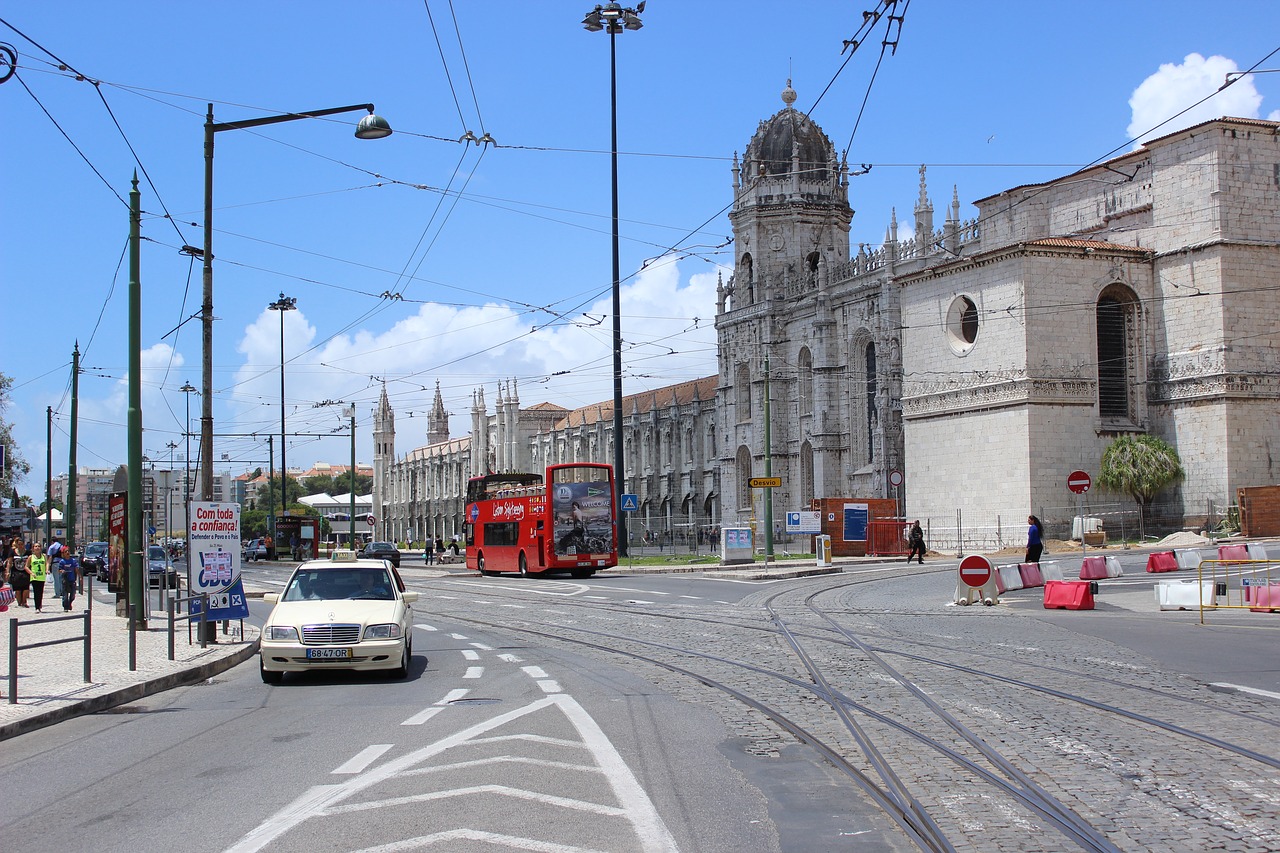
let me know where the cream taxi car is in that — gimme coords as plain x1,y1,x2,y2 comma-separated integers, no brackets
259,550,418,683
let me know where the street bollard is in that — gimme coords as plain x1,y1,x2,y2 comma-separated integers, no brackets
128,604,137,672
167,598,175,661
83,608,92,683
8,617,16,705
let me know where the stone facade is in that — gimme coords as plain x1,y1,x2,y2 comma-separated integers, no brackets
372,378,721,545
717,88,1280,536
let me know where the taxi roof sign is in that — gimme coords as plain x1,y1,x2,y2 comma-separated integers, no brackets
331,549,358,562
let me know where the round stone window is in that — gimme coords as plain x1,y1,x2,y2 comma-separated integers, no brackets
946,295,979,355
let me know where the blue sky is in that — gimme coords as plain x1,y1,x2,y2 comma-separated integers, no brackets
3,1,1278,500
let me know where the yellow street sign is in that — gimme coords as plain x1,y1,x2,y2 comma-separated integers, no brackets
748,477,782,488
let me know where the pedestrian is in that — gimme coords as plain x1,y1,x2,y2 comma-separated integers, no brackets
26,542,49,612
9,537,31,607
48,538,65,600
906,520,926,565
1026,515,1045,564
448,538,460,557
56,548,78,611
424,537,435,566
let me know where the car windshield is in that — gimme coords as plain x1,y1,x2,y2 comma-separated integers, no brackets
282,567,394,602
87,543,107,556
148,546,166,561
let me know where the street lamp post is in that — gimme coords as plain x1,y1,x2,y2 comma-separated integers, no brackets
582,2,643,557
268,293,297,525
198,103,392,502
180,381,195,540
166,441,178,540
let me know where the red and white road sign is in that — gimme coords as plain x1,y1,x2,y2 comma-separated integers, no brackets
958,554,993,588
1067,470,1092,494
366,515,376,527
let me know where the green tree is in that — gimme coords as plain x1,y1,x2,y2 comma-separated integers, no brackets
334,471,371,496
1098,434,1184,539
0,373,31,498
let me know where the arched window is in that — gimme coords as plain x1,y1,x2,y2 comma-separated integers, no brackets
805,251,820,287
740,253,755,304
865,342,878,463
735,363,752,421
798,347,813,415
1096,286,1140,423
736,445,754,511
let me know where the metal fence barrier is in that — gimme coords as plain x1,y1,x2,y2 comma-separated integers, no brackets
8,608,91,704
1196,559,1280,624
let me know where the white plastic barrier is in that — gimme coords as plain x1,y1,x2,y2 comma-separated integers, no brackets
1039,561,1064,582
1246,542,1270,561
1174,548,1202,571
1156,580,1216,611
1104,555,1125,578
1072,516,1103,540
997,564,1024,593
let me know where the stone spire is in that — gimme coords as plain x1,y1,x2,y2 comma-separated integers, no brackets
427,381,449,446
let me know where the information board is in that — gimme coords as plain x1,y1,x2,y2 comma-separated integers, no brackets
842,503,869,542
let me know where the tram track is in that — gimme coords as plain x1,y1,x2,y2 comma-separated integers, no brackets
421,571,1280,851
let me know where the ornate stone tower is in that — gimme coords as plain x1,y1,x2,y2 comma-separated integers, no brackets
717,81,854,524
371,384,395,539
427,381,449,446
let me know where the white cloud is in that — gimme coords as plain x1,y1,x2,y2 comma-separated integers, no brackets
1128,53,1265,146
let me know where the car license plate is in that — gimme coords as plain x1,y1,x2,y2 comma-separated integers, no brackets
306,648,353,659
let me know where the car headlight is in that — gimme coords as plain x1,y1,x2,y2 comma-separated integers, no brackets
265,626,299,641
363,623,403,640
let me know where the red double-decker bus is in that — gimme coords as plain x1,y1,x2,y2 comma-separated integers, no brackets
465,462,617,578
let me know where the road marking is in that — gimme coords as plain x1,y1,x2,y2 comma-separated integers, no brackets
464,666,484,679
626,600,654,605
470,642,494,651
414,623,438,632
450,633,469,640
462,650,480,661
498,653,523,663
585,595,608,600
498,603,526,608
402,688,469,726
521,666,548,679
679,595,701,599
538,680,562,693
229,694,681,853
332,744,392,775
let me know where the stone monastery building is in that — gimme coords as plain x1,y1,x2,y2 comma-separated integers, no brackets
374,82,1280,546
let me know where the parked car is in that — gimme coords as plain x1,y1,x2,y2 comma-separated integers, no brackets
259,551,417,683
82,541,109,582
360,541,401,568
147,544,179,588
243,538,268,562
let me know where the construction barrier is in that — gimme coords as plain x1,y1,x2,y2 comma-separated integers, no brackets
1018,562,1044,588
1079,555,1124,580
996,564,1023,593
1194,559,1280,621
1044,580,1094,610
866,520,909,557
1175,548,1203,571
1146,551,1178,573
1040,561,1065,582
1156,580,1216,610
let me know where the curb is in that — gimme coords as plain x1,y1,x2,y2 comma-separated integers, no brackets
0,639,260,742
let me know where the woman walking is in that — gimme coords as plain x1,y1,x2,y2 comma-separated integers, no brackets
26,542,49,612
1025,515,1045,564
10,537,31,607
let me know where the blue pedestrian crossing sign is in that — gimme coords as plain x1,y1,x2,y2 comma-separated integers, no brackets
620,493,639,513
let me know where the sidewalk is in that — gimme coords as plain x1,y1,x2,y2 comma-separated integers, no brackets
0,582,259,741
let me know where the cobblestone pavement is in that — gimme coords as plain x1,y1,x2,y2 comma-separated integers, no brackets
0,582,259,740
423,561,1280,852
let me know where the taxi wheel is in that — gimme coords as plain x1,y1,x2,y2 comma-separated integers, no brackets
518,553,529,577
391,642,409,679
260,659,283,685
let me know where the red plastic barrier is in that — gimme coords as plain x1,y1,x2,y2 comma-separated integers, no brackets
1044,580,1094,610
1018,563,1044,588
1218,544,1250,561
1146,551,1178,573
1079,556,1108,580
1250,584,1280,613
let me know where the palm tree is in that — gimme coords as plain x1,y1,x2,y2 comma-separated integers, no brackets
1097,434,1184,540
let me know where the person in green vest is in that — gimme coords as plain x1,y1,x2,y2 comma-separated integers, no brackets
25,542,49,613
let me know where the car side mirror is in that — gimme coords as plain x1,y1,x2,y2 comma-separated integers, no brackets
263,592,279,604
402,591,419,604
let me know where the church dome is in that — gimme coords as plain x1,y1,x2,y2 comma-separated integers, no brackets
743,80,837,179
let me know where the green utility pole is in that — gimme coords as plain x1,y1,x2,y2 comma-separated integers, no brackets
763,350,774,560
127,173,145,627
67,343,79,554
348,406,357,549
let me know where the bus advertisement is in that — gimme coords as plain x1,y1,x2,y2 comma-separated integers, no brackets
466,462,616,578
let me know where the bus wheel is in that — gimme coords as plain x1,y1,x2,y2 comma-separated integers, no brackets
478,553,495,577
518,553,529,577
571,568,594,579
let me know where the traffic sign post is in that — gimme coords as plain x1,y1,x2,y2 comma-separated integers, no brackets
1067,470,1092,558
956,554,997,606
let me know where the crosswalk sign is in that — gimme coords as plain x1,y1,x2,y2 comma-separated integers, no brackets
620,493,639,512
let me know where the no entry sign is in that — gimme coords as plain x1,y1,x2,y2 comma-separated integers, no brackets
958,554,993,589
1067,470,1092,494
